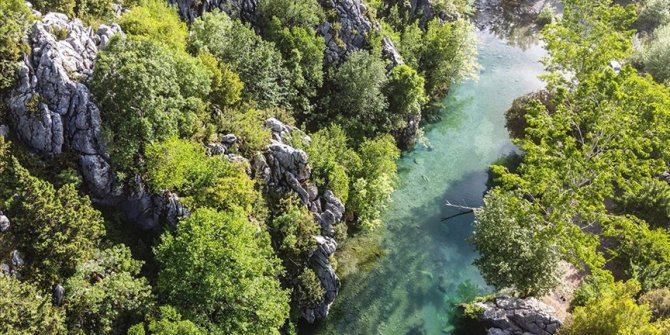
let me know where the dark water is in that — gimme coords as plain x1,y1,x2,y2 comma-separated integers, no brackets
311,29,547,335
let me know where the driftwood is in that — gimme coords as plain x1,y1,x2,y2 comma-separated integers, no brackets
441,200,479,222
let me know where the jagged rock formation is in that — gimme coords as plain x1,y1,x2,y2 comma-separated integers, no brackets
7,13,122,198
473,296,562,335
254,118,344,323
5,12,188,231
167,0,258,23
318,0,377,64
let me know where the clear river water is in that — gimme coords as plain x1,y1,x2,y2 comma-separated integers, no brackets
310,27,547,335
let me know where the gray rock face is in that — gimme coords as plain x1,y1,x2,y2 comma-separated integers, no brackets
167,0,258,22
0,215,10,233
475,296,562,335
318,0,377,64
381,36,404,70
53,284,65,307
7,13,122,198
256,118,345,323
303,236,341,323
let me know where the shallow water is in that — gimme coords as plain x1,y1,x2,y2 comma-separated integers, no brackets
311,30,546,335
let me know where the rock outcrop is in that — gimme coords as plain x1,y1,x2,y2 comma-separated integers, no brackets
7,13,122,198
318,0,376,64
167,0,258,23
6,12,188,231
254,118,344,323
473,296,562,335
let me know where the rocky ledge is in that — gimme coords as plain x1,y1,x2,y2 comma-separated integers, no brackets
471,296,562,335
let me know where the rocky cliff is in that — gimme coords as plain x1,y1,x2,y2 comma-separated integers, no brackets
167,0,258,23
254,118,345,322
470,296,562,335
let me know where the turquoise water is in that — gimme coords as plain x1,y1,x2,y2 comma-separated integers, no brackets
312,30,547,335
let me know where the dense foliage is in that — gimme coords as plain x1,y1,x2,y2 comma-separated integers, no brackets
471,0,670,333
0,0,479,333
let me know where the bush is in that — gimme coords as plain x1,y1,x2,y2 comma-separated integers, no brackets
155,208,290,334
270,196,320,260
643,23,670,84
0,275,65,334
1,158,105,288
145,138,258,213
325,50,389,140
64,246,153,335
118,0,188,50
297,268,325,309
637,0,670,33
91,38,211,175
189,11,295,109
0,0,31,91
640,288,670,320
560,280,662,335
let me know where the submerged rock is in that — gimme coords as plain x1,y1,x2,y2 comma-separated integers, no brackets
472,296,562,335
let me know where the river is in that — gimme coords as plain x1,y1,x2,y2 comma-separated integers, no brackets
309,14,548,335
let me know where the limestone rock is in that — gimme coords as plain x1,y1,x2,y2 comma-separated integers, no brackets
10,250,24,267
318,0,376,64
167,0,258,23
303,236,341,323
53,284,65,307
0,215,10,232
381,36,404,70
475,296,562,335
7,13,122,198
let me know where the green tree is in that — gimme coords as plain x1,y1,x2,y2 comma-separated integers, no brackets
146,306,206,335
91,38,211,175
145,138,258,213
64,245,153,335
297,268,325,309
326,50,389,139
637,0,670,33
560,280,663,335
347,135,400,230
640,288,670,320
197,53,243,108
2,158,105,288
189,11,295,109
0,0,31,91
472,190,562,296
420,19,477,98
643,23,670,84
154,208,290,334
119,0,188,50
270,196,320,261
0,275,65,334
384,64,428,142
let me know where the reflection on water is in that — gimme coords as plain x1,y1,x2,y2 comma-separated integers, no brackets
474,0,562,50
308,30,547,335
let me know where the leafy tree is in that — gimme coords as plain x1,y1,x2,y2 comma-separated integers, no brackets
0,275,65,334
472,190,562,296
32,0,114,19
398,22,423,69
325,50,389,139
384,64,428,143
560,280,664,335
616,178,670,228
304,125,361,203
0,0,31,91
347,135,400,230
32,0,76,17
146,306,206,335
270,196,320,261
189,11,295,109
256,0,324,30
91,38,211,175
297,268,325,309
145,138,258,213
155,208,290,334
64,245,153,335
215,106,273,156
420,19,477,98
643,23,670,84
640,288,670,320
197,53,243,108
1,158,105,288
119,0,188,50
637,0,670,33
